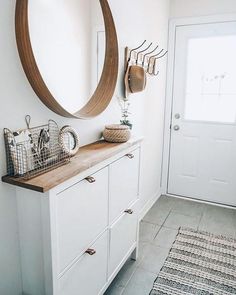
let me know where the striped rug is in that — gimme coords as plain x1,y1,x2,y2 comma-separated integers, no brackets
150,227,236,295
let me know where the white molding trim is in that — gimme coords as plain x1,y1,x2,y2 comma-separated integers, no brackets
169,13,236,27
166,193,236,210
161,13,236,196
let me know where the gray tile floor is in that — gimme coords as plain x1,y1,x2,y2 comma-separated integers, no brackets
105,195,236,295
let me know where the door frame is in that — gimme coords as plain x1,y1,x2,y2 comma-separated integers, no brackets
161,13,236,197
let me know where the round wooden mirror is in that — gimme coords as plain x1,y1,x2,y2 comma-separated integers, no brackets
15,0,119,119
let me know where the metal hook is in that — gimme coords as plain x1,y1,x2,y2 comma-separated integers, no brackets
146,49,164,73
147,60,154,75
25,115,31,129
155,50,168,60
146,49,166,74
136,42,153,64
128,40,147,62
153,58,160,76
148,50,167,75
149,49,164,59
142,44,159,67
125,40,147,73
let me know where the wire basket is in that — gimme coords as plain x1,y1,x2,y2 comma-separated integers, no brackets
4,120,70,179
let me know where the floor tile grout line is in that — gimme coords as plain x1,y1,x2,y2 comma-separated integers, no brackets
153,210,172,239
153,225,162,240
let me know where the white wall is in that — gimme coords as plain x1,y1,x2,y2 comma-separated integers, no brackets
0,0,170,294
170,0,236,18
110,0,170,210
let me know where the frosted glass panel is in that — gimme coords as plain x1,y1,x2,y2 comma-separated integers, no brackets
184,36,236,123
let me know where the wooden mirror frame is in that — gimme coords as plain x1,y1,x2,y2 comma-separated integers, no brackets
15,0,119,119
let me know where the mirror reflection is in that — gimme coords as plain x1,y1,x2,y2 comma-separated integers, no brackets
28,0,105,113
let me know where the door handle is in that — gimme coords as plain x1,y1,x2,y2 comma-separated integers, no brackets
124,209,134,214
126,153,134,159
173,125,180,131
85,176,96,183
85,248,96,255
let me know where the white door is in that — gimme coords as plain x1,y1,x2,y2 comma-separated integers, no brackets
168,21,236,206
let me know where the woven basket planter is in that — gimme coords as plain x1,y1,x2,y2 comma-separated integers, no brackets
103,124,131,143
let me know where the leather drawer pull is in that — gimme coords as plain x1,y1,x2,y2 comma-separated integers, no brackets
85,176,96,183
124,209,134,214
85,248,96,256
126,153,134,159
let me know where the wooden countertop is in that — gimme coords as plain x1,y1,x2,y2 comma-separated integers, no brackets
2,138,142,193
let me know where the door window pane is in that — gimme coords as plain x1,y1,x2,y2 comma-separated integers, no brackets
184,35,236,123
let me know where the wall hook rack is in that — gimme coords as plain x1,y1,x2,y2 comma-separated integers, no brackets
124,40,168,98
142,45,159,67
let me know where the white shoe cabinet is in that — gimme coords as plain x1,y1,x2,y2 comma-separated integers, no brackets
9,140,142,295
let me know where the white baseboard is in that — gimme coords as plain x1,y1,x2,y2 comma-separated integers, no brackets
139,190,162,221
166,193,236,210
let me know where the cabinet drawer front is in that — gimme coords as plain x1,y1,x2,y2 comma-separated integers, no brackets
59,231,108,295
109,148,140,223
56,167,108,272
109,201,138,277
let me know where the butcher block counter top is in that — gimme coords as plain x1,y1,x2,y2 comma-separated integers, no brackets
2,138,142,193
